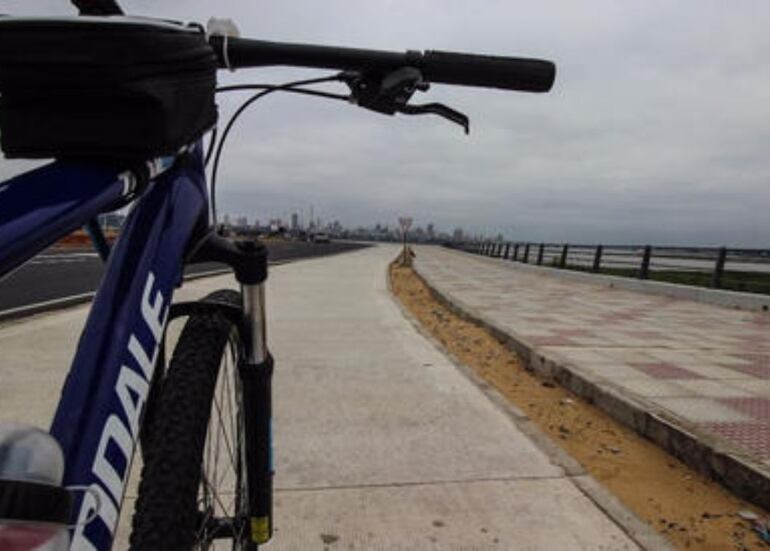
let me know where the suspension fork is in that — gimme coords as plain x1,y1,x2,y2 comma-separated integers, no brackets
186,232,274,548
238,243,274,547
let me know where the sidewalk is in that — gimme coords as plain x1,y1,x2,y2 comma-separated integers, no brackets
0,245,651,550
414,246,770,509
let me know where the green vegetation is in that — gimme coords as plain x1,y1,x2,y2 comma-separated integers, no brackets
559,264,770,295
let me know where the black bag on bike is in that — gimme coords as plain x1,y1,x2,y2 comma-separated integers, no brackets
0,16,217,159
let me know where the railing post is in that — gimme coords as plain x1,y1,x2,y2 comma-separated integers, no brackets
537,244,544,265
638,245,652,279
503,243,511,259
523,243,530,263
559,244,569,268
592,244,603,273
712,246,727,288
494,243,502,258
513,243,519,261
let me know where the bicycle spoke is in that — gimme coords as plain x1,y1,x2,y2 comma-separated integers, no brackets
195,333,245,549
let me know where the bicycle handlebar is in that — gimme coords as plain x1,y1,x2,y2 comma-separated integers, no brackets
213,37,555,93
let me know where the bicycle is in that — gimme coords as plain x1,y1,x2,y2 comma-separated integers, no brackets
0,2,555,549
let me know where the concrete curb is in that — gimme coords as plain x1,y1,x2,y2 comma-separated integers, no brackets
413,260,770,513
0,292,96,324
457,249,770,312
0,268,231,324
387,261,675,551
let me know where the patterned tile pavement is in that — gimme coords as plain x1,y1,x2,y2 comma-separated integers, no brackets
414,246,770,466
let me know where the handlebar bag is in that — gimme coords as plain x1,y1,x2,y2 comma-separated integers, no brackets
0,16,217,159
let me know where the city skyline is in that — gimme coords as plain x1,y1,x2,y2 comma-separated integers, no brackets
2,1,769,248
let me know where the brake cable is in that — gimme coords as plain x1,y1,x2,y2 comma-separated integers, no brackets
209,70,469,227
209,76,348,227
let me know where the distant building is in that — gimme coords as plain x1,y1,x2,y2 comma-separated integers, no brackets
291,212,299,230
268,218,287,234
453,228,465,242
236,216,248,228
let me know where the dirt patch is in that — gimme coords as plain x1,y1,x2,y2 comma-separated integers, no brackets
390,262,769,551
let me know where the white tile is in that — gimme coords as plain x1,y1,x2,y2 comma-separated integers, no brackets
679,363,754,380
725,380,770,397
618,378,692,398
674,380,755,398
651,397,750,423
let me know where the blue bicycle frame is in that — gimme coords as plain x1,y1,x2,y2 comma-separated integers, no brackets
0,145,209,550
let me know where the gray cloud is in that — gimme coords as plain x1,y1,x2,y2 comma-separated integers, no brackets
2,0,769,245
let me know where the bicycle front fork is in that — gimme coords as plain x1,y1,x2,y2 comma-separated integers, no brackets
186,233,274,548
240,274,274,547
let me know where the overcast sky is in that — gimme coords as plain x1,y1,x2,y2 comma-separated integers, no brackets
3,1,770,246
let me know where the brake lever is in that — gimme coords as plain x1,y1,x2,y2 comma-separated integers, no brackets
398,103,470,135
341,68,470,134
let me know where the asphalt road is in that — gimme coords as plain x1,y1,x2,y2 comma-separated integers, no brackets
0,240,367,313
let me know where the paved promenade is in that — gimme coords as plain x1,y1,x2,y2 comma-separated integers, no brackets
0,245,651,550
414,246,770,504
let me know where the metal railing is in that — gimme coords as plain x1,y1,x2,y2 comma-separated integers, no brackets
449,241,770,295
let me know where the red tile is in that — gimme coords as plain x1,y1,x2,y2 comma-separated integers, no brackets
718,397,770,421
628,362,704,380
721,355,770,379
699,422,770,460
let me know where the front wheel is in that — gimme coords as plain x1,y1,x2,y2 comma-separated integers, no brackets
130,290,252,550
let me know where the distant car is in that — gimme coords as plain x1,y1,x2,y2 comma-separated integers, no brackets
311,232,330,243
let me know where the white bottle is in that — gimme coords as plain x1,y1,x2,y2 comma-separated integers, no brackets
0,423,70,550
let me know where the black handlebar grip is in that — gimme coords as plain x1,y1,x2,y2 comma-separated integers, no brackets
421,50,555,92
71,0,124,15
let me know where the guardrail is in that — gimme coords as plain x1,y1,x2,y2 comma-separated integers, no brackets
450,241,770,295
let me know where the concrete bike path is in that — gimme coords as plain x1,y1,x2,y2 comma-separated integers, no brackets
0,245,645,550
414,245,770,510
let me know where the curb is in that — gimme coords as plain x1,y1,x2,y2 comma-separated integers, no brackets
0,292,96,324
387,261,675,551
0,268,231,324
413,260,770,513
